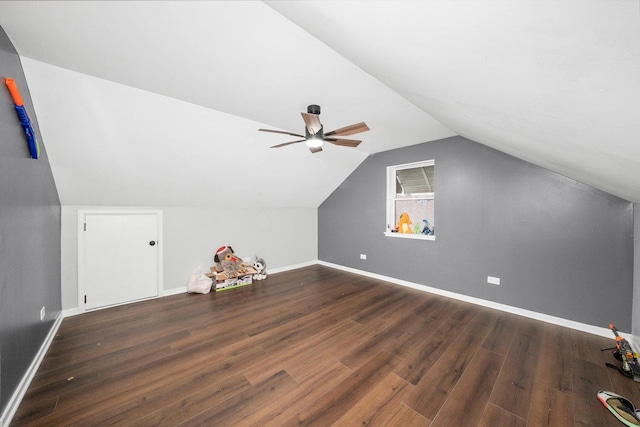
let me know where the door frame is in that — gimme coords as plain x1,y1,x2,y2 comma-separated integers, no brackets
78,209,163,313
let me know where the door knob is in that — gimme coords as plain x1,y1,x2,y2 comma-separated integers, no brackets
149,241,156,246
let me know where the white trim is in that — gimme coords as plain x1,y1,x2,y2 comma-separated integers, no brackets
389,159,436,171
163,286,187,297
77,210,163,314
384,232,436,241
318,260,619,338
268,260,317,275
386,159,436,236
161,262,318,297
62,258,625,340
0,313,63,427
62,307,82,318
66,260,320,311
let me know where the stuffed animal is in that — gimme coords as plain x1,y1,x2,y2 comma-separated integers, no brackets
396,212,412,234
214,245,247,278
252,257,268,280
422,219,434,235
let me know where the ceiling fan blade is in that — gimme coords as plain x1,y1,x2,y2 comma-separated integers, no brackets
259,128,305,138
270,139,305,148
324,122,369,137
301,112,322,135
324,138,361,148
309,145,323,154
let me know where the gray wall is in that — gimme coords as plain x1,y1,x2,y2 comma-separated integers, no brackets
319,136,633,330
0,26,61,417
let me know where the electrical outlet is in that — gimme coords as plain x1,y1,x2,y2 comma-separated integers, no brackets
40,306,45,321
487,276,501,285
360,254,367,260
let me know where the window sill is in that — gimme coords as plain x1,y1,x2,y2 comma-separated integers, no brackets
384,232,436,241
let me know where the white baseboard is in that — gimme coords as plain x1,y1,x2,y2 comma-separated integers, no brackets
62,307,81,317
0,313,64,427
163,286,187,296
63,261,322,313
318,260,618,339
108,260,629,341
268,260,317,275
161,261,318,296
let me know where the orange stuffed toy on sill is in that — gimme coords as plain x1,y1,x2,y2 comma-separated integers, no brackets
396,212,412,234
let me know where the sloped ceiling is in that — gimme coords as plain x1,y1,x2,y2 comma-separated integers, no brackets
0,1,638,206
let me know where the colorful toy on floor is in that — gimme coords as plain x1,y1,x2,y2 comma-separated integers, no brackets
597,390,640,426
4,77,40,159
602,324,640,382
214,245,247,278
252,257,268,280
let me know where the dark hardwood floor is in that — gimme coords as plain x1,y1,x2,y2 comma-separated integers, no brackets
13,265,640,426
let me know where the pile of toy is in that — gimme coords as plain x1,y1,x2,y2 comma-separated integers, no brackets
393,212,434,235
208,245,268,292
187,245,269,294
598,324,640,426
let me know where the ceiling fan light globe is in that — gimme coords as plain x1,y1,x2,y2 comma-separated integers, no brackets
306,136,323,148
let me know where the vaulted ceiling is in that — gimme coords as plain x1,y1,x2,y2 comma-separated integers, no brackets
0,1,638,207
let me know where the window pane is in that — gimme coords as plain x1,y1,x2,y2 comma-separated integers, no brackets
387,160,435,237
394,199,435,235
396,166,434,197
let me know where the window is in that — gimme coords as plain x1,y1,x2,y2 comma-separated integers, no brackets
386,160,435,240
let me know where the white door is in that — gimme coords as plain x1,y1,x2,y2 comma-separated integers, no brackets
82,212,160,310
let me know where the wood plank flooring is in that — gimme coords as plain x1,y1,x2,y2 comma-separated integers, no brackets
12,265,640,426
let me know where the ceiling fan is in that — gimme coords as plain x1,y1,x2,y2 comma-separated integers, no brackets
259,105,369,153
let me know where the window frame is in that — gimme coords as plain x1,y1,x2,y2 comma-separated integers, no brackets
385,159,436,241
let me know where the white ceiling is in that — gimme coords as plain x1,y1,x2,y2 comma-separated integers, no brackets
0,1,638,206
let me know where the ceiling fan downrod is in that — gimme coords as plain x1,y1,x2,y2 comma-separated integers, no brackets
307,104,321,115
